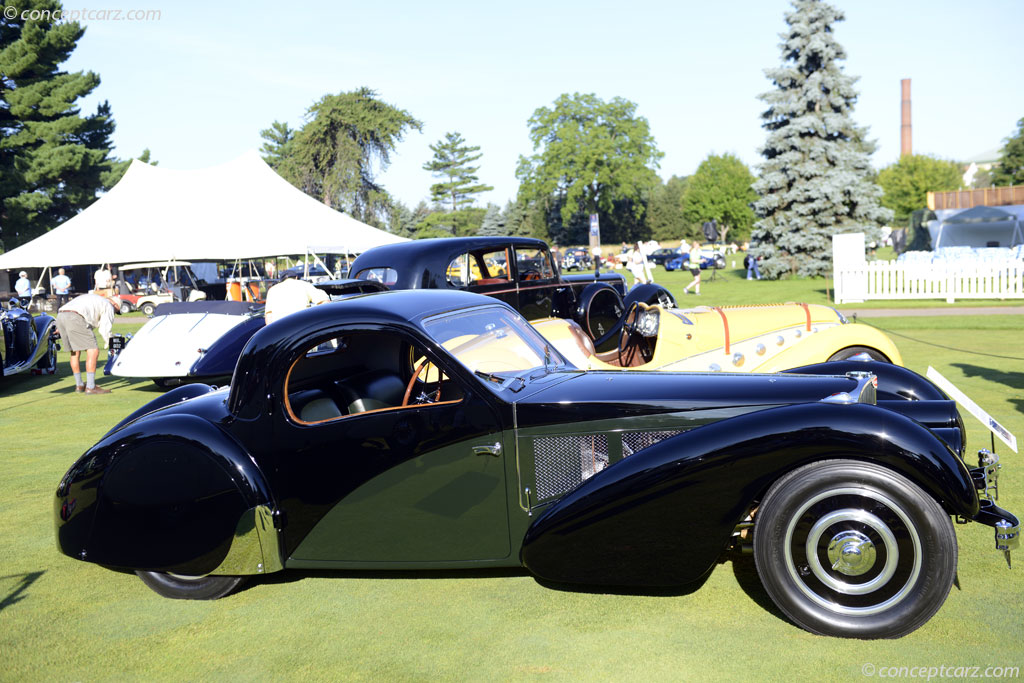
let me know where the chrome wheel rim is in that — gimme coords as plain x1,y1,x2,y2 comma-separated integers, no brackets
782,487,922,616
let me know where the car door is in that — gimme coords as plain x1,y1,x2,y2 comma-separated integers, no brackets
275,327,512,565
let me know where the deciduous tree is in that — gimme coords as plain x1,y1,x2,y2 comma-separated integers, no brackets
423,132,493,211
645,176,691,242
751,0,891,278
515,93,662,245
682,154,757,243
0,0,120,250
877,155,962,225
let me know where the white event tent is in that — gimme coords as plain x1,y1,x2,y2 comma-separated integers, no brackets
0,150,408,269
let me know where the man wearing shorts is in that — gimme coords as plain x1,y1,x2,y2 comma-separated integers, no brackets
55,293,121,394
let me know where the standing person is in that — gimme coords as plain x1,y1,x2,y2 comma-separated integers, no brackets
55,292,122,394
682,241,703,295
93,264,112,294
264,273,330,325
14,271,32,299
51,267,72,306
627,242,650,287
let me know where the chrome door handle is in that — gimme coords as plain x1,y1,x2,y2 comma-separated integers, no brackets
473,442,502,457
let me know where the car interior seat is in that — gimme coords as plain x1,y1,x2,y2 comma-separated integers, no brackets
334,370,406,414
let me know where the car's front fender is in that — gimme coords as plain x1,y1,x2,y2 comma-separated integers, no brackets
520,402,976,587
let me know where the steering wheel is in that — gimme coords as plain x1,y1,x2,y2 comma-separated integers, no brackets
617,301,643,367
402,358,443,406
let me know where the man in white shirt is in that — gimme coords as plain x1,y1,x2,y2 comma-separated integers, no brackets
51,268,72,306
14,271,32,299
93,264,112,293
264,276,330,325
55,293,122,394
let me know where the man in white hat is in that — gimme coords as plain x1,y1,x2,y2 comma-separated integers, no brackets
14,271,32,299
55,292,122,394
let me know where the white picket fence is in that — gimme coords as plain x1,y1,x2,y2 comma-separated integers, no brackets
834,261,1024,303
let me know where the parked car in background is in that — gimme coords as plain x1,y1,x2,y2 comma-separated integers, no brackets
1,297,58,383
666,246,726,271
105,279,386,388
350,237,676,351
648,247,682,267
561,247,593,271
55,290,1019,639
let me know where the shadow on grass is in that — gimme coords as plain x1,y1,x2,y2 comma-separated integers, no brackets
242,566,531,595
952,363,1024,391
727,553,788,623
0,571,45,612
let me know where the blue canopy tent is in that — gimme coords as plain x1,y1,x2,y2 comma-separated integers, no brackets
928,205,1024,249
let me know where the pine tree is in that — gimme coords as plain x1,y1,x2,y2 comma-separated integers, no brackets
991,118,1024,186
423,131,493,211
477,203,504,236
259,121,295,170
0,0,119,250
751,0,892,278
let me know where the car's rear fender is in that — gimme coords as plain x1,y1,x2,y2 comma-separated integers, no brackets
520,402,976,587
55,413,279,577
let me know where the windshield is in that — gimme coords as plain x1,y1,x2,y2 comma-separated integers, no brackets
423,306,566,390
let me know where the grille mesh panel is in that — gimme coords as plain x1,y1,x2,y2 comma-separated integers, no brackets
533,435,609,500
621,430,682,457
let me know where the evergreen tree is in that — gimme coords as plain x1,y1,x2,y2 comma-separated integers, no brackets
275,87,421,227
991,117,1024,186
423,131,493,211
101,148,157,188
478,203,504,236
0,0,119,250
259,121,295,170
751,0,892,278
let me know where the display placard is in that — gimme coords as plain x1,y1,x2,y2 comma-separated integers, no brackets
926,367,1017,453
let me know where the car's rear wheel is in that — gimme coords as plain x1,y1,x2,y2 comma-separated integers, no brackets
753,460,957,639
827,346,890,363
136,571,245,600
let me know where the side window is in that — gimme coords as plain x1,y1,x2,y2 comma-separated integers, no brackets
355,267,398,286
448,249,511,287
514,248,555,281
446,254,472,287
283,331,464,425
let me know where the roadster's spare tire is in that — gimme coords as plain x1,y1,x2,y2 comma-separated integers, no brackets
136,571,245,600
753,459,956,639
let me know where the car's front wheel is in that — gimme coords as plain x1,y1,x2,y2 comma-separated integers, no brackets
140,302,156,317
35,336,58,373
753,460,957,639
136,571,245,600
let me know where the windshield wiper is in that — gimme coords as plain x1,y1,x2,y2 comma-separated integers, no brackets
474,369,506,384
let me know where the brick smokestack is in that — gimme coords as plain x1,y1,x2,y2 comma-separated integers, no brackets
900,79,912,157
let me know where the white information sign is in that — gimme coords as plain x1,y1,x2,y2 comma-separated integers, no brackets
926,366,1018,453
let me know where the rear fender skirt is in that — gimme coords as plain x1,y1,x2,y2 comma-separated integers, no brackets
520,402,976,587
785,360,946,401
55,414,277,575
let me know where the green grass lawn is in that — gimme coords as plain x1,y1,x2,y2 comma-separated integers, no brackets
2,309,1023,680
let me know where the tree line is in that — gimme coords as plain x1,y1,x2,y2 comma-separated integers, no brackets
4,0,1024,279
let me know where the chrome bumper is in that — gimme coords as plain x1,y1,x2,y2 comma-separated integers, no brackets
968,450,1020,568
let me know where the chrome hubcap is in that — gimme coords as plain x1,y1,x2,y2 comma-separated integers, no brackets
783,487,921,615
827,529,876,576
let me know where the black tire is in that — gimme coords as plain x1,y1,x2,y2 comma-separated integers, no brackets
140,302,156,317
827,346,890,363
152,377,181,389
35,337,57,373
753,460,957,639
136,571,245,600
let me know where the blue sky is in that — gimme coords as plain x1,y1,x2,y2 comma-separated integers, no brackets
65,0,1024,210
